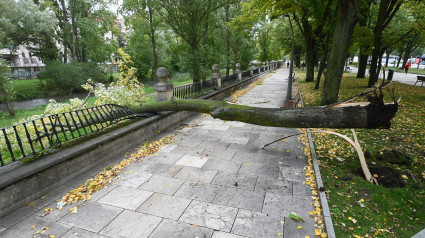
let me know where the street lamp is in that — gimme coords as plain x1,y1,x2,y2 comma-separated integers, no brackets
282,14,295,108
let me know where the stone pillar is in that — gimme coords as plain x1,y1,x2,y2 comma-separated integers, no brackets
211,64,221,89
249,62,253,76
266,61,269,71
262,62,265,72
154,67,173,102
235,63,242,81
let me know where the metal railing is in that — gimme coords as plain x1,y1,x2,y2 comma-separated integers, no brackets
221,74,238,85
173,79,215,99
0,104,143,166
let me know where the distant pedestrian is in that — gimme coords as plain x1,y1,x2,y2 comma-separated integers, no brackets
405,61,412,75
301,61,306,71
287,62,290,68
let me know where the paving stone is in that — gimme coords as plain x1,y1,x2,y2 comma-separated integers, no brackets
60,201,123,233
150,219,214,238
231,131,260,140
139,175,185,195
201,120,224,126
267,155,307,169
214,125,231,131
144,162,183,178
114,170,153,188
219,136,250,145
213,187,265,212
175,137,204,146
254,177,292,197
226,143,260,154
170,145,206,156
226,126,252,133
1,215,72,237
223,121,247,127
231,209,284,238
0,205,38,228
283,217,316,238
192,134,222,142
280,166,305,182
202,159,242,173
175,155,209,168
201,149,235,160
293,181,312,199
89,184,119,201
211,171,257,190
262,193,314,219
65,173,94,188
158,144,178,153
97,186,153,210
239,163,280,179
174,181,221,202
137,193,191,220
35,201,72,221
148,152,184,164
27,185,74,209
232,152,267,164
212,231,247,238
62,227,110,238
198,141,230,150
174,167,218,183
179,201,238,232
99,210,162,238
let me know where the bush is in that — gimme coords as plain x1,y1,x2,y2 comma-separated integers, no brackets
38,61,108,95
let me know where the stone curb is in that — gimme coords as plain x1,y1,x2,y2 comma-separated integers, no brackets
298,84,336,238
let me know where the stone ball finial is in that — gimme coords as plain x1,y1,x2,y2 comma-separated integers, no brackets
236,63,241,69
156,67,170,83
249,62,253,67
212,64,220,71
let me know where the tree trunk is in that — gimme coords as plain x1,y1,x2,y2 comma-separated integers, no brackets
302,19,315,82
396,51,403,67
315,46,329,89
321,0,360,105
59,0,69,64
129,99,398,129
357,53,368,78
148,5,158,80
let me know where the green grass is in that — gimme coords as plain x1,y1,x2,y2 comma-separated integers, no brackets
11,79,46,101
298,71,425,237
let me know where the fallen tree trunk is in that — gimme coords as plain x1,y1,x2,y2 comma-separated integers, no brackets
130,99,398,129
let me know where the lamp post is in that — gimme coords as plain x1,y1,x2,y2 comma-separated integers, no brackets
283,14,295,108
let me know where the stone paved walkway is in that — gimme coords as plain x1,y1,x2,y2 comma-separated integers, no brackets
0,67,317,238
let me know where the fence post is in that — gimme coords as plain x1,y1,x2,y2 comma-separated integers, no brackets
235,63,242,81
154,67,173,102
211,64,221,89
249,62,253,76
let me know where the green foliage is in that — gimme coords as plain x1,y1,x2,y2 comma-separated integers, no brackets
0,59,15,105
38,61,108,95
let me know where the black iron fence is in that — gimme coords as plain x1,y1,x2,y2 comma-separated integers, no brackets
173,79,214,99
0,104,143,166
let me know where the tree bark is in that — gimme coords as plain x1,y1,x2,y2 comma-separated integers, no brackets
302,18,315,82
357,53,368,78
321,0,360,105
129,99,398,129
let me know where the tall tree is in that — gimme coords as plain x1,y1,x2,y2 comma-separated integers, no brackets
321,0,361,105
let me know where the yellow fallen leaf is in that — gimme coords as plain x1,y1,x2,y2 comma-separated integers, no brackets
247,164,251,166
43,227,50,231
401,175,408,180
373,174,378,178
31,225,36,228
35,230,41,234
49,235,55,238
28,202,35,205
298,226,303,229
315,229,321,236
305,236,310,238
321,234,327,238
278,232,282,236
41,196,46,199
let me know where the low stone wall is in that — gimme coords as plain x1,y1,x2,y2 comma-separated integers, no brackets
0,70,269,217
